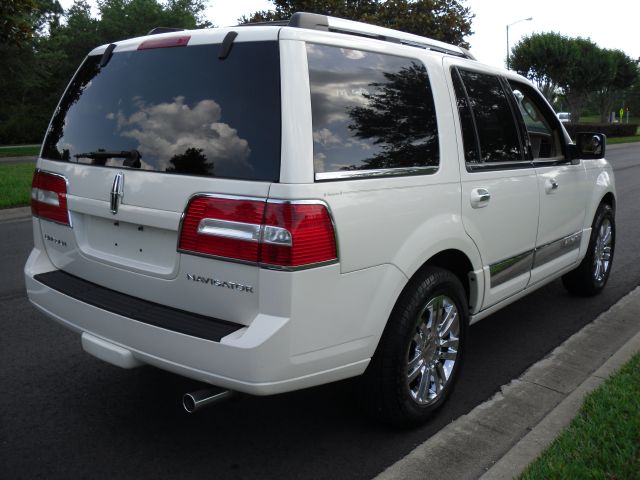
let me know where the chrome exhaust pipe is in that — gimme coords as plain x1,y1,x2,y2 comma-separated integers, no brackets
182,387,233,413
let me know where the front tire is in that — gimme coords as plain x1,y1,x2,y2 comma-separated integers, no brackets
361,267,468,427
562,203,615,296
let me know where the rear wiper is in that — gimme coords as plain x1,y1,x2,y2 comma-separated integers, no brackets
73,149,142,168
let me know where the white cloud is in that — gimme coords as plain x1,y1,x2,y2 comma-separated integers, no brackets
313,128,341,146
109,96,251,172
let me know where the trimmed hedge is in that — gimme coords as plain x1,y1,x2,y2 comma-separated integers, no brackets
564,123,638,138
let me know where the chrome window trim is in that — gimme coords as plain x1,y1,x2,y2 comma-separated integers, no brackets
466,160,534,172
315,165,438,182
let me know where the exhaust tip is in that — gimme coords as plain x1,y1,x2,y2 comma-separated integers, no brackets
182,387,233,413
182,393,197,413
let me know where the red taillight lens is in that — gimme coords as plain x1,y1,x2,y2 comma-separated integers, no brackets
178,196,338,269
179,196,266,262
261,203,337,267
31,170,70,226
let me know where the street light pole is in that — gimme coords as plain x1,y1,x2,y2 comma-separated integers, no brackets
506,17,533,69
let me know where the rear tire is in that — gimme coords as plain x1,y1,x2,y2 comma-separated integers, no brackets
562,203,615,296
360,266,468,427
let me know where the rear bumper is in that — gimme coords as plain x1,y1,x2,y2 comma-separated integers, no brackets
25,246,405,395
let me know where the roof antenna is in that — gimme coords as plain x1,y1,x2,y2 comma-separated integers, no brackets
218,31,238,60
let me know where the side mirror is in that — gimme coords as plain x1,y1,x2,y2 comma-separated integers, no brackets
571,132,606,160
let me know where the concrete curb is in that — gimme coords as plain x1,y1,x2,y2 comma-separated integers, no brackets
374,287,640,480
481,326,640,479
0,206,31,222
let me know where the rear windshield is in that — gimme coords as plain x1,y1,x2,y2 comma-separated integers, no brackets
42,41,281,181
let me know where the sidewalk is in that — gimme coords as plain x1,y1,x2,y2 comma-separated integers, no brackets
376,287,640,480
0,206,31,222
0,156,37,165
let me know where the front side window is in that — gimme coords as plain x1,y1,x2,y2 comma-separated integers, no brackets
508,81,563,160
42,42,281,181
307,44,439,179
455,69,523,166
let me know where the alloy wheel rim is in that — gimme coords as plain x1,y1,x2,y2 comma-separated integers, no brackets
593,219,612,282
406,294,460,405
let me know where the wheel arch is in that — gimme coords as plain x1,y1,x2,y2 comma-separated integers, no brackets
401,247,482,316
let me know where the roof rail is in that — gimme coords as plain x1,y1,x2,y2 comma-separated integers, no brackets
147,27,186,35
287,12,472,60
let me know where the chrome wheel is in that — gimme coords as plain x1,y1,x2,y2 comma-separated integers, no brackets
593,218,613,282
406,294,460,405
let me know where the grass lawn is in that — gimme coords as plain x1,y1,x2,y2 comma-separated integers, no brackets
0,163,35,209
521,352,640,479
0,145,40,157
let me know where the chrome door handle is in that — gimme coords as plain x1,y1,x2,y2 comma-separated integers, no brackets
546,178,559,194
470,188,491,208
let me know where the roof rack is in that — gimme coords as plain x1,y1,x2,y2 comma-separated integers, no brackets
287,12,474,60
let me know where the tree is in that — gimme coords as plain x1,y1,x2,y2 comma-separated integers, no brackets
346,62,438,169
510,33,613,122
509,32,569,103
591,50,638,122
242,0,473,47
0,0,212,144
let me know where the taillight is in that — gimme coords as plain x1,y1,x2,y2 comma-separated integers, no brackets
178,196,338,269
261,202,337,267
31,170,70,226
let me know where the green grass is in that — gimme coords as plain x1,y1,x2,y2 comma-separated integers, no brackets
0,163,35,208
0,144,40,157
520,353,640,479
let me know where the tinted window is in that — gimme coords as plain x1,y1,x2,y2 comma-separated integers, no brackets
451,69,480,163
42,42,281,181
457,69,523,164
508,81,563,160
307,44,439,176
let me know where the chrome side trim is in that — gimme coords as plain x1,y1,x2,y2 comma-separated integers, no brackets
489,250,534,288
315,165,438,182
489,231,584,288
532,232,582,269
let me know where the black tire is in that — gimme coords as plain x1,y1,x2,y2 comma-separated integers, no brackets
360,266,468,427
562,203,615,296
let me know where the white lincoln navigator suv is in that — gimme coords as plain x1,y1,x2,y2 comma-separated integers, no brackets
25,13,616,426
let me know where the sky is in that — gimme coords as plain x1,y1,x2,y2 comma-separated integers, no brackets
57,0,639,69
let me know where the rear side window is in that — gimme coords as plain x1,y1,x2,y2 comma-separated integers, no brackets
307,44,439,180
42,42,281,181
454,69,523,166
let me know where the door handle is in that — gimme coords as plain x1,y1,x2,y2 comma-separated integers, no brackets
545,178,559,194
470,188,491,208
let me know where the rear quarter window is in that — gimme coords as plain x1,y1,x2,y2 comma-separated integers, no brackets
307,44,439,180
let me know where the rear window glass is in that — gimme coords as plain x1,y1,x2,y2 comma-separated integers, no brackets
307,44,439,178
42,42,281,181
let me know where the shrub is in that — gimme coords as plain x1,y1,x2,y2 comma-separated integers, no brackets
564,123,638,138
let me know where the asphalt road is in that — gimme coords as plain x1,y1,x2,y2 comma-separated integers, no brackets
2,144,639,479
